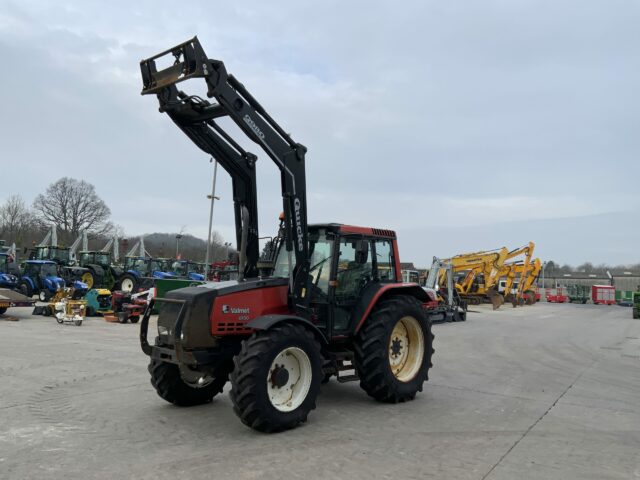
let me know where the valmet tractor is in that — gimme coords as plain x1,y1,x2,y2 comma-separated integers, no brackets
139,37,434,432
18,260,65,301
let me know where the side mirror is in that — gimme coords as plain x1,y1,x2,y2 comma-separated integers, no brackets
354,240,369,264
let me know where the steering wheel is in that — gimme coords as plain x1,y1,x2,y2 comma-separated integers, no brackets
358,272,372,290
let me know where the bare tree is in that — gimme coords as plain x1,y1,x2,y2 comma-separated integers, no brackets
0,195,35,244
32,178,111,236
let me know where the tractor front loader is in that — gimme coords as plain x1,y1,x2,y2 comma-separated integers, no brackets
138,37,434,432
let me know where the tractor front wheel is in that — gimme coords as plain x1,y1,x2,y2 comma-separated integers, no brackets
0,307,6,315
18,282,32,298
38,290,51,302
230,323,322,433
149,360,230,407
119,274,137,293
355,295,434,403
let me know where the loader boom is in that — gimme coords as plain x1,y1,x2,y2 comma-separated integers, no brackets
140,37,310,310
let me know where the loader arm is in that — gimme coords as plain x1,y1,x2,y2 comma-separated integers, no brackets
140,37,310,311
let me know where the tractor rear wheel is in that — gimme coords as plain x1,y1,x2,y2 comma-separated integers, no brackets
149,359,230,407
230,323,322,433
354,295,434,403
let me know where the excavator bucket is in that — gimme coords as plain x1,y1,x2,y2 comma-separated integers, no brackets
140,36,210,95
486,287,504,310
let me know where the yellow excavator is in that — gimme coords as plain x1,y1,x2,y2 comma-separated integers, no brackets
496,242,535,306
500,258,542,306
439,247,510,309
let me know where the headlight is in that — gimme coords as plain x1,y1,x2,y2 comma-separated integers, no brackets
158,325,168,336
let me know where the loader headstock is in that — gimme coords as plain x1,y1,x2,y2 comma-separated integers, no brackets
140,36,214,95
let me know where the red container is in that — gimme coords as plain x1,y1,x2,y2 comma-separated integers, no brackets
546,287,568,303
591,285,615,305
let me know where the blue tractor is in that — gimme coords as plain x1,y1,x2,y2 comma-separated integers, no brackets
18,260,65,301
0,252,18,289
166,259,206,281
117,256,177,293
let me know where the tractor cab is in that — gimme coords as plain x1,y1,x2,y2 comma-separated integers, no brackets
270,223,404,333
0,253,18,289
149,258,177,279
168,260,205,281
79,251,112,268
118,256,176,293
209,261,239,281
124,256,149,275
19,260,65,301
32,246,71,265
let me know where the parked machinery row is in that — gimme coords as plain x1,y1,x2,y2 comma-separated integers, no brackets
428,242,541,310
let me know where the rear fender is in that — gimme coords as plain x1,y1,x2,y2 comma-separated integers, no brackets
247,314,328,345
352,283,429,333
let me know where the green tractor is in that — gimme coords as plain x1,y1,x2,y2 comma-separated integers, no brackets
77,251,123,290
633,291,640,319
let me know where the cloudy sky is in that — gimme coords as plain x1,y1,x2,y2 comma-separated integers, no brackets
1,1,638,267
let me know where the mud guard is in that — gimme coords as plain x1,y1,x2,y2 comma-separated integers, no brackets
247,314,328,345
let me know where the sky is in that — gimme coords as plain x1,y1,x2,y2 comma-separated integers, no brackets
0,0,638,267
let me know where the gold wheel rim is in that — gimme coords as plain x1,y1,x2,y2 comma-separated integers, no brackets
388,315,424,382
81,272,94,288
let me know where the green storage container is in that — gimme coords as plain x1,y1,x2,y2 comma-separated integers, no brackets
615,290,633,302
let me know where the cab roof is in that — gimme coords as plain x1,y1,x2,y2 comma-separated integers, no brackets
309,223,396,239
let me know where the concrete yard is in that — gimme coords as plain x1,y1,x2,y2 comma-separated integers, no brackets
1,303,639,480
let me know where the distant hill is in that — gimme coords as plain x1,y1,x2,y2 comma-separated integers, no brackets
124,232,232,262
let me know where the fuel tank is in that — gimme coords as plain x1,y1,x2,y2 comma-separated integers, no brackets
158,277,289,349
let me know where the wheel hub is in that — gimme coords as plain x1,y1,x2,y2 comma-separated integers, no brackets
270,364,290,388
390,338,403,357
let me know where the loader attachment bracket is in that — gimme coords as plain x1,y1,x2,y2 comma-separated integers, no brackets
140,36,211,95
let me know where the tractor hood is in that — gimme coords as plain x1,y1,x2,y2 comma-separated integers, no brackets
0,273,17,288
152,271,177,280
158,277,289,349
187,272,205,281
44,276,65,291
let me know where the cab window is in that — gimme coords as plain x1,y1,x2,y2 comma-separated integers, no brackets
335,238,373,304
375,240,396,282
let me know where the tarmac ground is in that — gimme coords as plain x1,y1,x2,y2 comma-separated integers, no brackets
1,302,639,479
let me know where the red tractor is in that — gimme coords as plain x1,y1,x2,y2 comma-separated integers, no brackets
139,38,434,432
